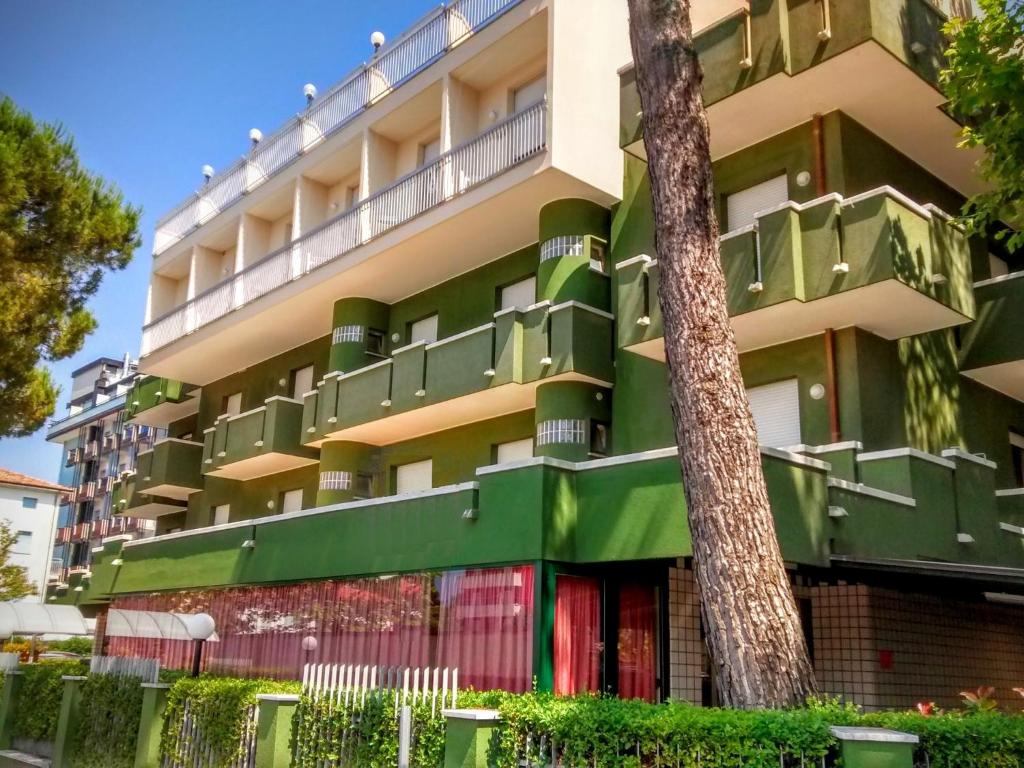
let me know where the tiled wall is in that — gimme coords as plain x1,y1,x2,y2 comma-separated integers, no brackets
667,561,1024,710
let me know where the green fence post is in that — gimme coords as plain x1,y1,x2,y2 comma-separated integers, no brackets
51,674,87,768
830,726,918,768
254,693,300,768
134,682,172,768
442,709,502,768
0,670,24,748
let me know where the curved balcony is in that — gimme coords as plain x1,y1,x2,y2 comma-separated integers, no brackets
616,187,974,360
303,301,614,446
203,397,317,480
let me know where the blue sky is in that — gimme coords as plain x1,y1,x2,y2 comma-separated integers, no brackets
0,0,436,482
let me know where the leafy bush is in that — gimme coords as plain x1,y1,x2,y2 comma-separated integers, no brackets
292,689,457,768
46,637,94,656
160,675,299,768
11,660,88,742
69,674,144,768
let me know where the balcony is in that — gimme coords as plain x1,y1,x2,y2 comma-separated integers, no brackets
135,438,204,499
125,375,200,427
303,301,614,445
153,0,527,256
203,397,317,480
620,0,981,195
616,187,974,360
112,471,187,520
959,272,1024,401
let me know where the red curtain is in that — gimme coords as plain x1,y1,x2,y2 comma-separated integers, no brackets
617,583,657,702
107,565,533,691
436,565,534,692
554,576,601,696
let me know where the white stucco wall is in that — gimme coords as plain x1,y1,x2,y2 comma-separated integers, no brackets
0,483,62,603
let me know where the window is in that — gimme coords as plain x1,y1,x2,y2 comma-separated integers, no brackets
396,460,432,494
353,473,374,499
725,174,789,232
290,365,315,400
1011,431,1024,487
12,531,32,554
554,575,601,695
498,276,536,312
212,504,230,526
409,314,438,345
367,329,386,357
746,379,801,448
280,488,304,514
990,253,1010,279
418,137,440,167
589,421,611,458
495,437,534,464
21,497,38,510
222,392,242,417
345,184,360,210
513,75,546,113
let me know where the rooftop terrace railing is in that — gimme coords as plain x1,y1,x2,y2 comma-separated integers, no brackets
142,99,547,355
153,0,525,256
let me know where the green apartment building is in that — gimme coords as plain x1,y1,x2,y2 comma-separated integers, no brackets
52,0,1024,710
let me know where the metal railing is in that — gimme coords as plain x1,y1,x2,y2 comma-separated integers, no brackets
142,99,547,355
153,0,524,256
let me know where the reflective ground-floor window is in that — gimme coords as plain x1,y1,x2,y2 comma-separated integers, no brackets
108,564,535,691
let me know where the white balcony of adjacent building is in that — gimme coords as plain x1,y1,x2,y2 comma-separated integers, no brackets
142,0,630,386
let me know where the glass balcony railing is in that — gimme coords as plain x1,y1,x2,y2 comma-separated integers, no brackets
153,0,525,256
143,100,548,355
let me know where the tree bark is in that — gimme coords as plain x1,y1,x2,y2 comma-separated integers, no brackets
625,0,818,708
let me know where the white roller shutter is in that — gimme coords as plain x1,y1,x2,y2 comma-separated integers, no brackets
410,314,438,345
280,488,304,514
396,459,433,494
726,175,789,232
496,437,534,464
500,277,536,311
746,379,801,448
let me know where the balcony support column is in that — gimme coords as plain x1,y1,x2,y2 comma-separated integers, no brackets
537,199,611,310
535,381,612,462
329,298,391,374
317,440,377,506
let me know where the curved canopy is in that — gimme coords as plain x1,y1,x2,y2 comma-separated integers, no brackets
0,602,91,637
106,609,218,642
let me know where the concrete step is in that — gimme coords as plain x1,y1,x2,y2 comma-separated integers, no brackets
0,750,50,768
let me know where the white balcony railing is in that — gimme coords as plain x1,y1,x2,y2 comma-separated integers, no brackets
142,99,547,355
153,0,524,256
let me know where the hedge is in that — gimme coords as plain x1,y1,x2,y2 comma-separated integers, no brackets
11,660,89,743
160,675,300,768
70,673,145,768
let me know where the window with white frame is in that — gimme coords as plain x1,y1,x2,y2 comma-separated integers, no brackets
21,497,37,509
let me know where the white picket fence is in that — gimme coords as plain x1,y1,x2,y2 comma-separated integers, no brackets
0,652,19,671
89,655,160,683
162,699,259,768
294,663,459,767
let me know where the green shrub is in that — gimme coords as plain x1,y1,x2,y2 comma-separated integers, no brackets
11,660,88,743
160,675,299,768
69,674,144,768
45,637,94,656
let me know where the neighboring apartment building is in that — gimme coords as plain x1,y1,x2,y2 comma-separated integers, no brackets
0,470,66,603
51,0,1024,710
45,356,158,585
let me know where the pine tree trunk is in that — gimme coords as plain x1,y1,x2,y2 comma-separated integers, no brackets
625,0,818,708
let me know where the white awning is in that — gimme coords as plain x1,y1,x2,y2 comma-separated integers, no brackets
106,609,218,642
0,603,91,637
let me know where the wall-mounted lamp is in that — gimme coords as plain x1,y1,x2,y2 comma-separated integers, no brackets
796,170,812,188
241,539,257,549
266,499,275,510
809,384,826,401
110,558,124,567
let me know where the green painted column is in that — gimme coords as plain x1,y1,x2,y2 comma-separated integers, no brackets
134,682,172,768
254,693,300,768
534,380,611,462
329,297,390,374
830,726,918,768
442,709,502,768
0,670,24,748
316,440,376,506
537,199,611,309
52,674,87,768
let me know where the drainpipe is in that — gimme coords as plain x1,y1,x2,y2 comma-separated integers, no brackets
812,113,827,197
824,328,841,443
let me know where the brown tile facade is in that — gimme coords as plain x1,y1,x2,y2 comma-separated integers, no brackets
667,560,1024,710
